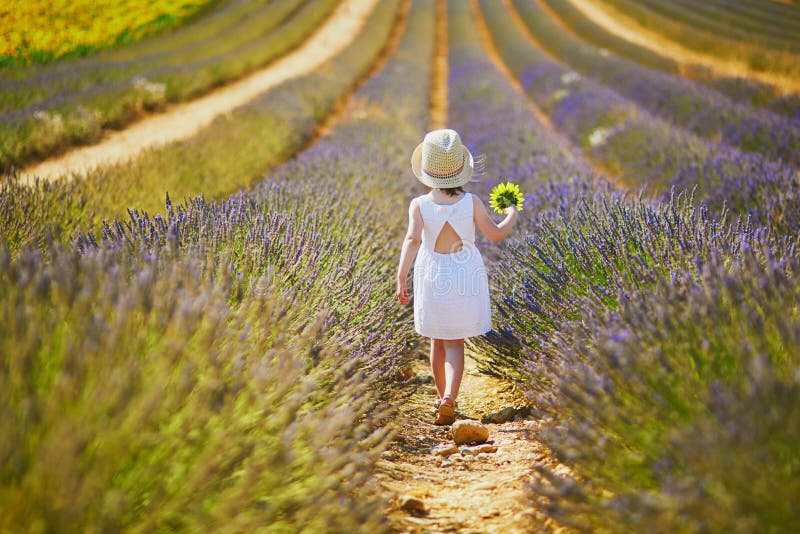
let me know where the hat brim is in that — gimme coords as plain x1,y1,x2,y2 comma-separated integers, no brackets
411,143,474,188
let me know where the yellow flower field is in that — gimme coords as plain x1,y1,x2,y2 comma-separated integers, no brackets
0,0,215,65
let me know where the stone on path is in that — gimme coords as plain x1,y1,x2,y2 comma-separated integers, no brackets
481,406,516,424
430,444,460,457
452,420,490,445
397,495,427,516
462,444,498,456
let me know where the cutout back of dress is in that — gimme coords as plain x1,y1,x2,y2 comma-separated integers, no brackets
418,192,475,254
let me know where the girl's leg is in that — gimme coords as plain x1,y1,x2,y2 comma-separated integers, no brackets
430,338,446,399
442,338,465,401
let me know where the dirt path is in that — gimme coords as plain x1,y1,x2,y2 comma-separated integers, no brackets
377,353,565,533
428,0,448,130
564,0,800,94
20,0,381,184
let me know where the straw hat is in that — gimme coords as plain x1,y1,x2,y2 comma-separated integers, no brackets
411,129,474,188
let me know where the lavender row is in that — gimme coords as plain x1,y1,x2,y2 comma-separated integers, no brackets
488,193,800,531
0,1,437,529
540,0,800,120
479,0,800,237
514,0,800,167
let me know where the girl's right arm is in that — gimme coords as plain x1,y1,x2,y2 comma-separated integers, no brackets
473,195,518,243
396,198,423,304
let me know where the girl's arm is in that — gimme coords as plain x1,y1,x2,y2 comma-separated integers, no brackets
473,195,518,243
396,198,423,305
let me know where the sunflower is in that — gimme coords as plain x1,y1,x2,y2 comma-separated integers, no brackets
489,181,525,214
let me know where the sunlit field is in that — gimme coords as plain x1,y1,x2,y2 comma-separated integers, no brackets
1,0,799,531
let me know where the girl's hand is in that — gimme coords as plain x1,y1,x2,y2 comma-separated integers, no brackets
503,206,517,215
396,276,410,305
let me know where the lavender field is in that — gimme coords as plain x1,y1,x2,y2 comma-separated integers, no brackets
1,0,799,532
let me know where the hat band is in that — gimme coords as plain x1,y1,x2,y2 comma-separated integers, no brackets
423,154,465,179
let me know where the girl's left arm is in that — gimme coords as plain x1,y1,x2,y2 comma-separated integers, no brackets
396,198,423,305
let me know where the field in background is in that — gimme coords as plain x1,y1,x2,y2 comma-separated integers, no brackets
1,0,218,66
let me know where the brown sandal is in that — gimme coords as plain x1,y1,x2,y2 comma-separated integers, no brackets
434,395,456,425
433,396,458,413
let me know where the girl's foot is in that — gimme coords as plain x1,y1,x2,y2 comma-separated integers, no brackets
434,395,456,425
433,396,457,413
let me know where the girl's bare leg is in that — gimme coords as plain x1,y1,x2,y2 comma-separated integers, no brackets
430,338,446,399
443,338,465,401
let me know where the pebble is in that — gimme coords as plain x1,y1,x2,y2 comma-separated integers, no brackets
475,453,494,460
397,495,427,516
451,420,490,445
430,444,459,457
461,444,498,456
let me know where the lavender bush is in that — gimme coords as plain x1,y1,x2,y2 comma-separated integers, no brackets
527,247,800,532
0,0,437,529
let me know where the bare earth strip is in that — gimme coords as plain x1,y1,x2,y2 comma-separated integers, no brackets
20,0,381,184
565,0,800,94
378,355,567,533
428,0,448,130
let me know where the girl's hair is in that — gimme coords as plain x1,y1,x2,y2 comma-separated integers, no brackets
437,186,465,197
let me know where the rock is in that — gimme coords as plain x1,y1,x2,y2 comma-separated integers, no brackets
402,366,416,380
514,405,532,419
481,405,534,424
481,406,516,424
462,444,498,455
414,374,434,385
397,495,427,516
430,444,459,457
475,453,495,460
441,457,454,467
452,420,490,445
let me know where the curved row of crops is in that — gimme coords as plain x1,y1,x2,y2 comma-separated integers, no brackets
0,0,340,171
0,0,436,531
1,0,403,253
512,0,800,168
592,0,800,80
606,0,800,53
452,2,800,530
539,0,800,118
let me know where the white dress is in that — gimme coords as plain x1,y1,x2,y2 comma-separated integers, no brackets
413,192,492,339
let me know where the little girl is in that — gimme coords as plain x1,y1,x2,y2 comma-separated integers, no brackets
396,129,518,425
